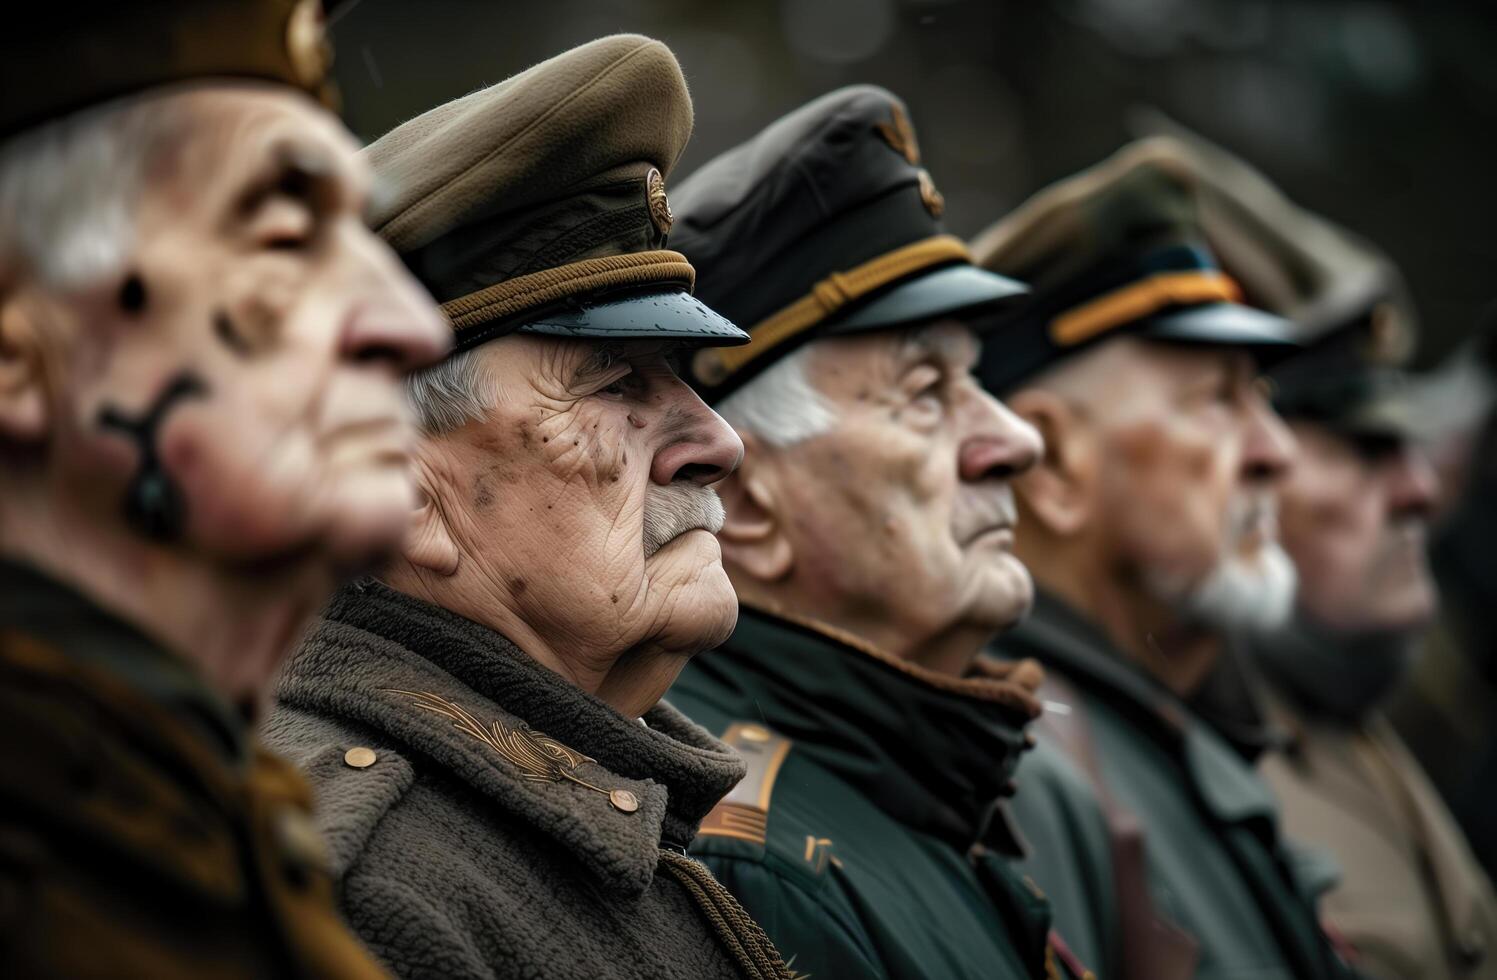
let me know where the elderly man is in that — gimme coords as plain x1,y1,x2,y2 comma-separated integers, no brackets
261,36,794,980
0,1,449,975
663,86,1093,980
1173,136,1497,979
973,143,1357,980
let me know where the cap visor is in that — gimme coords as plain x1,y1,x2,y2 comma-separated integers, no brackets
519,289,750,346
828,263,1029,333
1143,302,1297,352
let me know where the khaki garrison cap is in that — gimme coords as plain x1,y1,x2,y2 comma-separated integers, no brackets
1,0,337,143
670,85,1028,404
366,34,748,354
1133,127,1419,437
971,141,1296,395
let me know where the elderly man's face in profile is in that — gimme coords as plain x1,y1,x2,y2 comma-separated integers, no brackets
412,334,743,677
1276,422,1438,633
2,86,448,571
725,321,1043,670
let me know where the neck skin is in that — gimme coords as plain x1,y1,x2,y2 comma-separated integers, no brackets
0,483,329,717
1019,529,1221,698
381,559,682,721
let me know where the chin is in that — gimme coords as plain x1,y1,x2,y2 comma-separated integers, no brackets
968,552,1036,630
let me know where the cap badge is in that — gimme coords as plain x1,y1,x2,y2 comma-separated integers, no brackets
1364,301,1411,366
917,169,945,218
286,0,332,89
387,689,641,814
646,167,674,237
876,104,922,165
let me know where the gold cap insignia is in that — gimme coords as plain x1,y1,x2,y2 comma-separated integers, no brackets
876,103,922,165
286,0,332,90
387,689,641,814
646,167,674,237
917,169,945,218
1364,301,1412,366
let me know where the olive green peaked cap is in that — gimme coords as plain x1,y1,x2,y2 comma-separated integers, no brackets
1135,127,1418,437
971,140,1297,394
365,34,747,354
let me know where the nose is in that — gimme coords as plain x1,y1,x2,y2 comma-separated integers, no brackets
1240,390,1296,482
340,232,452,373
649,379,745,486
1385,442,1439,518
959,388,1043,482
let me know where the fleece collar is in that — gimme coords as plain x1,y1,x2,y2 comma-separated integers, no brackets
274,580,745,897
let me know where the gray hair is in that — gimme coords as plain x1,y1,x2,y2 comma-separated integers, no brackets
405,346,496,435
0,95,189,290
715,343,838,448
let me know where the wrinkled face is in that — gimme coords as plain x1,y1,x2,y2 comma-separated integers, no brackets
9,86,448,571
768,321,1042,651
1278,421,1438,633
1086,341,1297,630
430,334,743,660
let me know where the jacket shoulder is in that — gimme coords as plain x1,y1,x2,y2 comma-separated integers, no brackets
260,703,416,878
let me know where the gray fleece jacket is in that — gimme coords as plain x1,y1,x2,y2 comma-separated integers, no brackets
261,581,792,980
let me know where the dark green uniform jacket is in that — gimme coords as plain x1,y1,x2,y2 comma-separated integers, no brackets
261,581,793,980
667,607,1084,980
1002,592,1357,980
0,561,390,980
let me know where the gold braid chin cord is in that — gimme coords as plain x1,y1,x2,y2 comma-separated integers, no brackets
656,849,803,980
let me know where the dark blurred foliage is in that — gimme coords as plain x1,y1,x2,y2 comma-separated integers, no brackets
330,0,1497,368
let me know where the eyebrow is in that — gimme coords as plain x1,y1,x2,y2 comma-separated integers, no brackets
233,139,349,219
896,324,977,369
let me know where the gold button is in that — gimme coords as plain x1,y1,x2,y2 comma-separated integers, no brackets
609,789,640,813
344,747,378,769
738,724,771,743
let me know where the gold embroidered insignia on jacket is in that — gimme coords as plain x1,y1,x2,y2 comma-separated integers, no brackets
387,689,640,814
876,104,922,165
646,167,674,237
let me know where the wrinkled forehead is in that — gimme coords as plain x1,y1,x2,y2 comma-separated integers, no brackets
811,317,980,379
143,83,366,216
486,333,687,382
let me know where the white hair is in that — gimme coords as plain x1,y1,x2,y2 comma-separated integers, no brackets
405,346,496,435
715,343,839,448
0,96,187,290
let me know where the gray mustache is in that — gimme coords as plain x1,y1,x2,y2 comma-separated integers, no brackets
642,483,726,558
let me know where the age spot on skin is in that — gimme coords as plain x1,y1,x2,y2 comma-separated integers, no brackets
510,578,527,596
95,371,210,542
213,309,254,358
117,273,148,315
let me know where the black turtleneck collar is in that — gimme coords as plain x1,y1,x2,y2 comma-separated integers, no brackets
675,605,1041,853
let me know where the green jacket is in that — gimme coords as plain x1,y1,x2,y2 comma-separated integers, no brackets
1002,592,1357,980
667,608,1088,980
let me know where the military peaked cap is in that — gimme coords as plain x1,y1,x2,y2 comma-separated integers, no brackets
1,0,336,143
366,34,746,354
670,85,1027,402
971,140,1296,394
1139,128,1418,437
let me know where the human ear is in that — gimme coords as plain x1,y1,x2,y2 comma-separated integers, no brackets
715,433,793,583
1005,387,1093,538
0,296,49,444
401,481,460,576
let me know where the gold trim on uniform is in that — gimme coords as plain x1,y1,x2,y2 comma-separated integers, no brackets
385,689,640,814
646,167,675,237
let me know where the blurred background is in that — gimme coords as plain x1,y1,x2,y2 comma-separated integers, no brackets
330,0,1497,369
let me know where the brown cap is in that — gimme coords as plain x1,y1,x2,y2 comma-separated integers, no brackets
365,34,746,354
0,0,337,143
